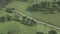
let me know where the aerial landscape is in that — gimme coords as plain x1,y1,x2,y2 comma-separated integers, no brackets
0,0,60,34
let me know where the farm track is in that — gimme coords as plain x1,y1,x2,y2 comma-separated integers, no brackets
15,11,60,30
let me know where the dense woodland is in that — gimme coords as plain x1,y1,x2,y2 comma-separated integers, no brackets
27,0,60,14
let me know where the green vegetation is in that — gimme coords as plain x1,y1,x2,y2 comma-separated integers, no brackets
0,9,60,34
22,16,37,26
36,32,44,34
6,8,15,13
6,0,60,27
0,0,60,34
48,29,57,34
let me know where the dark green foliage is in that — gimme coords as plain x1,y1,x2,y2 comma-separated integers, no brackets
0,16,5,22
0,15,14,23
15,15,19,20
5,0,13,3
48,29,57,34
20,0,28,2
27,2,58,14
6,8,15,13
29,19,37,26
22,16,37,26
8,31,13,34
16,0,28,2
6,15,13,21
13,14,20,22
22,16,30,25
27,3,40,12
56,1,60,6
22,16,27,23
36,32,44,34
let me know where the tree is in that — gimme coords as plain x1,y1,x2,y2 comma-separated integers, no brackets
27,3,40,12
36,32,44,34
14,14,19,21
56,1,60,6
48,29,57,34
0,16,5,22
6,8,15,13
6,15,13,21
29,19,37,26
8,31,13,34
22,16,27,23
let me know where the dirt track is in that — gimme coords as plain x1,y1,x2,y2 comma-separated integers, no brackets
15,11,60,30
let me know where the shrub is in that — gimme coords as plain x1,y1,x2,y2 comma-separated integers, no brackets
6,8,15,13
0,16,5,22
36,32,44,34
48,29,57,34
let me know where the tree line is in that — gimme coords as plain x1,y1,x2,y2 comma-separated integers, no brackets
27,1,60,14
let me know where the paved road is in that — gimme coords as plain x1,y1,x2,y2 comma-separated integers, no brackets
15,11,60,30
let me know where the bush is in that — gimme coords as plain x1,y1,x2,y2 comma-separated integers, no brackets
36,32,44,34
8,31,13,34
48,29,57,34
13,14,20,21
6,8,15,13
6,15,13,21
16,0,28,2
22,16,37,26
27,2,57,14
27,4,40,12
0,17,5,22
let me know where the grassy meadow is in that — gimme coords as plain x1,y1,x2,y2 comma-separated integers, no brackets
0,0,60,34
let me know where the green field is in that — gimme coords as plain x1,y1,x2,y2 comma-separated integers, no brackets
1,10,60,34
0,0,60,34
0,21,60,34
5,0,60,27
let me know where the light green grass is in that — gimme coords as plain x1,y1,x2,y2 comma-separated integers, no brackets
0,20,60,34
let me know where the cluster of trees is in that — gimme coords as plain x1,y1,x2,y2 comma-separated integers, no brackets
5,8,37,26
27,1,60,14
37,32,44,34
0,14,20,23
5,8,21,22
22,16,37,26
0,0,13,10
6,8,15,13
56,1,60,6
13,14,20,22
0,15,13,22
37,29,57,34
